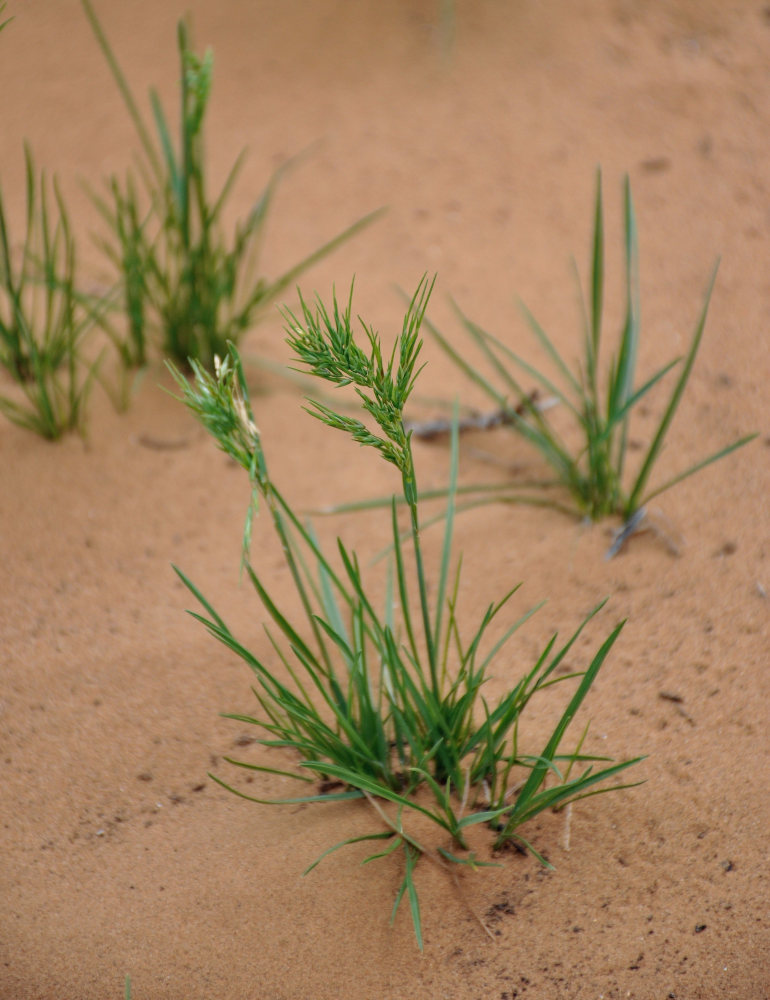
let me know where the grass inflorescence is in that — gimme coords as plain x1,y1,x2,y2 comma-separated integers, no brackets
171,277,643,947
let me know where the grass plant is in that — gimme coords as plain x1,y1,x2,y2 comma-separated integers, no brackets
82,0,381,371
0,146,101,438
426,172,756,526
171,277,642,946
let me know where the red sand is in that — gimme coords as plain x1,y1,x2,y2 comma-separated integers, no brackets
2,2,768,997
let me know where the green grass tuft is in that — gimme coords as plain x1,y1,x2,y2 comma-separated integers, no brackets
0,145,101,438
170,278,643,947
82,0,382,372
426,171,756,528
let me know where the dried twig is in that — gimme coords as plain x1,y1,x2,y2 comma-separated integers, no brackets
406,392,546,441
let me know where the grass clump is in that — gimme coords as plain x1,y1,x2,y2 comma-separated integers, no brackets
171,276,642,947
0,146,101,439
82,0,381,372
427,172,756,527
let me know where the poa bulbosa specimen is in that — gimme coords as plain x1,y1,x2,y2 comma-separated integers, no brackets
83,0,381,371
426,173,756,530
171,277,643,947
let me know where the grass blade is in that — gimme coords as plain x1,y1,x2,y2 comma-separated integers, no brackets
304,831,393,875
640,433,758,507
625,260,717,515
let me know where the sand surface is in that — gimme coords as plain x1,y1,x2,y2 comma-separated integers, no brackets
1,2,769,997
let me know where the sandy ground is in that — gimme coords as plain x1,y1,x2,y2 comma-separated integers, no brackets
1,1,769,997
